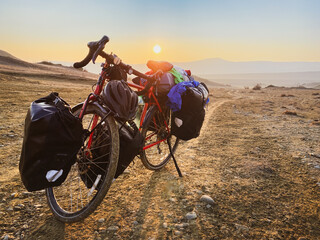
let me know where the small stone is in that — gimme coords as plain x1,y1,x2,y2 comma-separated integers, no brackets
175,223,184,230
235,223,249,232
200,195,215,206
3,235,9,240
311,153,320,158
22,224,28,229
10,193,18,198
169,198,176,202
14,204,24,211
175,223,189,230
163,222,168,228
174,230,182,236
195,190,203,194
107,226,119,231
206,204,211,208
0,144,4,147
133,221,139,225
22,192,32,197
98,218,105,223
186,212,197,220
34,204,43,208
183,223,189,228
314,165,320,169
316,182,320,187
7,207,13,211
99,227,107,233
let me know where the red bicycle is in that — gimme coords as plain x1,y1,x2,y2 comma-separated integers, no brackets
46,36,179,222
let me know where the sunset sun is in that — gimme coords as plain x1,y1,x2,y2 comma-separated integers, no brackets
153,44,161,54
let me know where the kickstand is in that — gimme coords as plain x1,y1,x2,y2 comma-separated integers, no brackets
167,138,182,177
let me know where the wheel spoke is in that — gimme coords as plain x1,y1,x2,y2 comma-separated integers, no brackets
46,104,119,222
141,106,179,170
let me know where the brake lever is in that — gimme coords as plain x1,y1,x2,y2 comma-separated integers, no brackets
92,35,110,64
92,44,105,64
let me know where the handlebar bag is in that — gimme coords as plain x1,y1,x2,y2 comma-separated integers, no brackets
19,92,83,191
170,82,209,141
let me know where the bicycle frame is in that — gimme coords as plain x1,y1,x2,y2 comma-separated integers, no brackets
78,62,171,152
127,82,170,151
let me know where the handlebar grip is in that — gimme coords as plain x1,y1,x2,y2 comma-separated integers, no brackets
73,47,96,68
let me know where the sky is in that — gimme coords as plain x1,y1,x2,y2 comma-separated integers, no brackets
0,0,320,64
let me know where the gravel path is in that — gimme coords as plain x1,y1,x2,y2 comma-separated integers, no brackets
1,79,320,239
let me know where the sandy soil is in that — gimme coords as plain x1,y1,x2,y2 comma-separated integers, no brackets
0,72,320,240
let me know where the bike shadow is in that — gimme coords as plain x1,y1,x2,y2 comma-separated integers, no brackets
130,168,186,239
26,216,65,240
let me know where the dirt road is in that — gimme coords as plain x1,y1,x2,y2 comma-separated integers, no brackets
1,74,320,239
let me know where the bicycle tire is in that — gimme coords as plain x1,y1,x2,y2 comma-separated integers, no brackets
140,105,179,170
46,103,119,223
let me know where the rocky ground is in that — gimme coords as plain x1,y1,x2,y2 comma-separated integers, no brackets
0,73,320,239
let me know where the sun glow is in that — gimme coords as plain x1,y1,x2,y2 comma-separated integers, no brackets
153,44,161,54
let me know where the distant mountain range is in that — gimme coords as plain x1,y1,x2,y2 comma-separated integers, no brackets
170,58,320,75
1,49,320,88
132,58,320,87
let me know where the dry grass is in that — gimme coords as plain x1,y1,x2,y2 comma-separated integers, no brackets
0,69,320,239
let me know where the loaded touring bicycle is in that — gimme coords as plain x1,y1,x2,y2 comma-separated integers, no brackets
19,35,208,222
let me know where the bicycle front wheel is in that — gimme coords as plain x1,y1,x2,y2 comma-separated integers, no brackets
140,105,179,170
46,103,119,222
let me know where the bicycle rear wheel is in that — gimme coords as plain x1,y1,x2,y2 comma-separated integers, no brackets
46,103,119,222
140,105,179,170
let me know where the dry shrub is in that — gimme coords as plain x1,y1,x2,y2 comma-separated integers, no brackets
281,94,295,97
252,84,261,90
283,110,297,116
311,120,320,125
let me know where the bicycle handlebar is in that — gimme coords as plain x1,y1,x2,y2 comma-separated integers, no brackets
74,36,160,95
73,36,109,68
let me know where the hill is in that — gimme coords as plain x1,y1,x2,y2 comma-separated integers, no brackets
192,75,228,88
302,82,320,89
0,50,98,81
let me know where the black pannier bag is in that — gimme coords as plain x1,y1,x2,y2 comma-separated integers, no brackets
171,83,209,141
115,125,143,178
19,92,83,192
80,123,143,188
